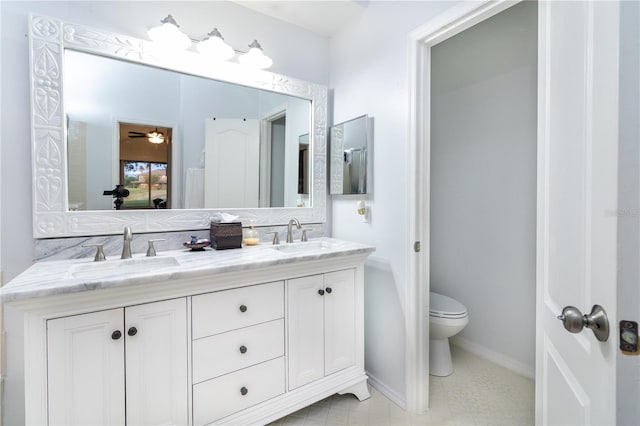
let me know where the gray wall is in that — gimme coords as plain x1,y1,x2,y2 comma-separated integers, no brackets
430,1,537,375
617,1,640,424
0,2,329,424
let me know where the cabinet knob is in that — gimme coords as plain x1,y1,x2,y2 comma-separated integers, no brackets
318,289,325,296
240,386,248,396
239,345,247,354
111,330,122,340
239,305,248,313
127,327,138,337
326,287,332,294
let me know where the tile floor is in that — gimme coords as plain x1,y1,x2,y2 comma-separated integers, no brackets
268,346,534,426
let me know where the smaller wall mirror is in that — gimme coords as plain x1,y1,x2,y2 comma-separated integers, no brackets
330,115,371,195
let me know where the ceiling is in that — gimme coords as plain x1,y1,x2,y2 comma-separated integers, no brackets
231,1,367,37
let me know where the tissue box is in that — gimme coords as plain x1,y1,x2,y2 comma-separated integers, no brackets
210,221,242,250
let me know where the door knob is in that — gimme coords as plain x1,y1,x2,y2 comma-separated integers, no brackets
557,305,609,342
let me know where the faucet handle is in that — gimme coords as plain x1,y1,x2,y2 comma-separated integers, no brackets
269,232,280,245
83,243,106,262
146,239,165,257
300,229,308,242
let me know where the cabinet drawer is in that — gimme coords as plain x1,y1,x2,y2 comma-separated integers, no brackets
193,357,285,425
192,281,284,339
193,319,284,383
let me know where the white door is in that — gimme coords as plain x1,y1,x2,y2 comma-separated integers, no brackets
125,298,188,426
287,274,325,389
47,309,125,426
536,1,619,425
204,118,259,208
324,269,357,375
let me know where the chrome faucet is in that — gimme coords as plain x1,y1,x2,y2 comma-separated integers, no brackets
286,218,301,243
121,226,133,259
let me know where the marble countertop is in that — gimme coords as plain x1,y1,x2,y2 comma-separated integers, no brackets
1,238,375,302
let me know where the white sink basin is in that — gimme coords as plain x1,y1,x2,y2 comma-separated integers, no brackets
68,256,180,280
271,241,333,255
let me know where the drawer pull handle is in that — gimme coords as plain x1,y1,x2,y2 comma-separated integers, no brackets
127,327,138,337
326,287,332,294
239,345,247,354
111,330,122,340
239,305,248,313
318,289,325,296
240,386,248,396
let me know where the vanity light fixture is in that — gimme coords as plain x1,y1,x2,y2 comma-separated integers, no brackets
148,16,273,69
238,40,273,70
148,15,191,51
197,28,234,61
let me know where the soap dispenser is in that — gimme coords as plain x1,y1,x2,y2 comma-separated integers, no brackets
243,224,260,246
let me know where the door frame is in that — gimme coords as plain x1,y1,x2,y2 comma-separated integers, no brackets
405,0,522,413
259,105,287,208
113,117,179,209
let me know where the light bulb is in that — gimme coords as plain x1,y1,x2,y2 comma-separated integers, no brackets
148,134,164,144
148,129,165,144
148,15,191,51
197,28,234,61
238,40,273,69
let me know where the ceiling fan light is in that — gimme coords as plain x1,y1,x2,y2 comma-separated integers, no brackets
148,15,191,51
197,28,234,61
148,129,165,144
239,40,273,70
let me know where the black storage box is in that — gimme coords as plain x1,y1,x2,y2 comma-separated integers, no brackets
210,221,243,250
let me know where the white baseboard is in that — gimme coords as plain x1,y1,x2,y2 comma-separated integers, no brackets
366,371,407,409
451,336,535,379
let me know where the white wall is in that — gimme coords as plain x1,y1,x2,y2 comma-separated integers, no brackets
617,1,640,424
329,0,457,405
430,1,537,375
0,2,328,424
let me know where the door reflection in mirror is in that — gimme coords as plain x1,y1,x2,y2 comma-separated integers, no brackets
119,123,171,209
298,134,310,196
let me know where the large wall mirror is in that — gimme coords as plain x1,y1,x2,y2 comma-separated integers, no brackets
29,15,327,238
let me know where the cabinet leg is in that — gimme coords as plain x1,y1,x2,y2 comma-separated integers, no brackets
338,379,370,401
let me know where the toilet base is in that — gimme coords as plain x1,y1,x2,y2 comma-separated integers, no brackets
429,338,454,376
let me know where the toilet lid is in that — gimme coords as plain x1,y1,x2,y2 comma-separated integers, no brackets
429,292,467,318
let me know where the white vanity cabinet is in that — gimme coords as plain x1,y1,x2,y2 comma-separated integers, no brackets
4,239,374,426
47,309,126,425
47,298,188,426
287,269,357,390
191,282,286,425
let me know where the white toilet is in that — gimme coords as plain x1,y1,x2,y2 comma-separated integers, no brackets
429,292,469,377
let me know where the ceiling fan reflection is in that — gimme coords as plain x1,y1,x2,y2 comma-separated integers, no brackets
127,129,166,144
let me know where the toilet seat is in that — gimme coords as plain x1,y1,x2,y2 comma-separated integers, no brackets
429,292,467,319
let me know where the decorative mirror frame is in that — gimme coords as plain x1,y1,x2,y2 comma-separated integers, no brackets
29,14,327,238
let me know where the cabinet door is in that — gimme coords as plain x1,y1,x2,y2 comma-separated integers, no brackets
47,309,125,426
125,298,188,426
324,269,356,375
287,274,325,390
